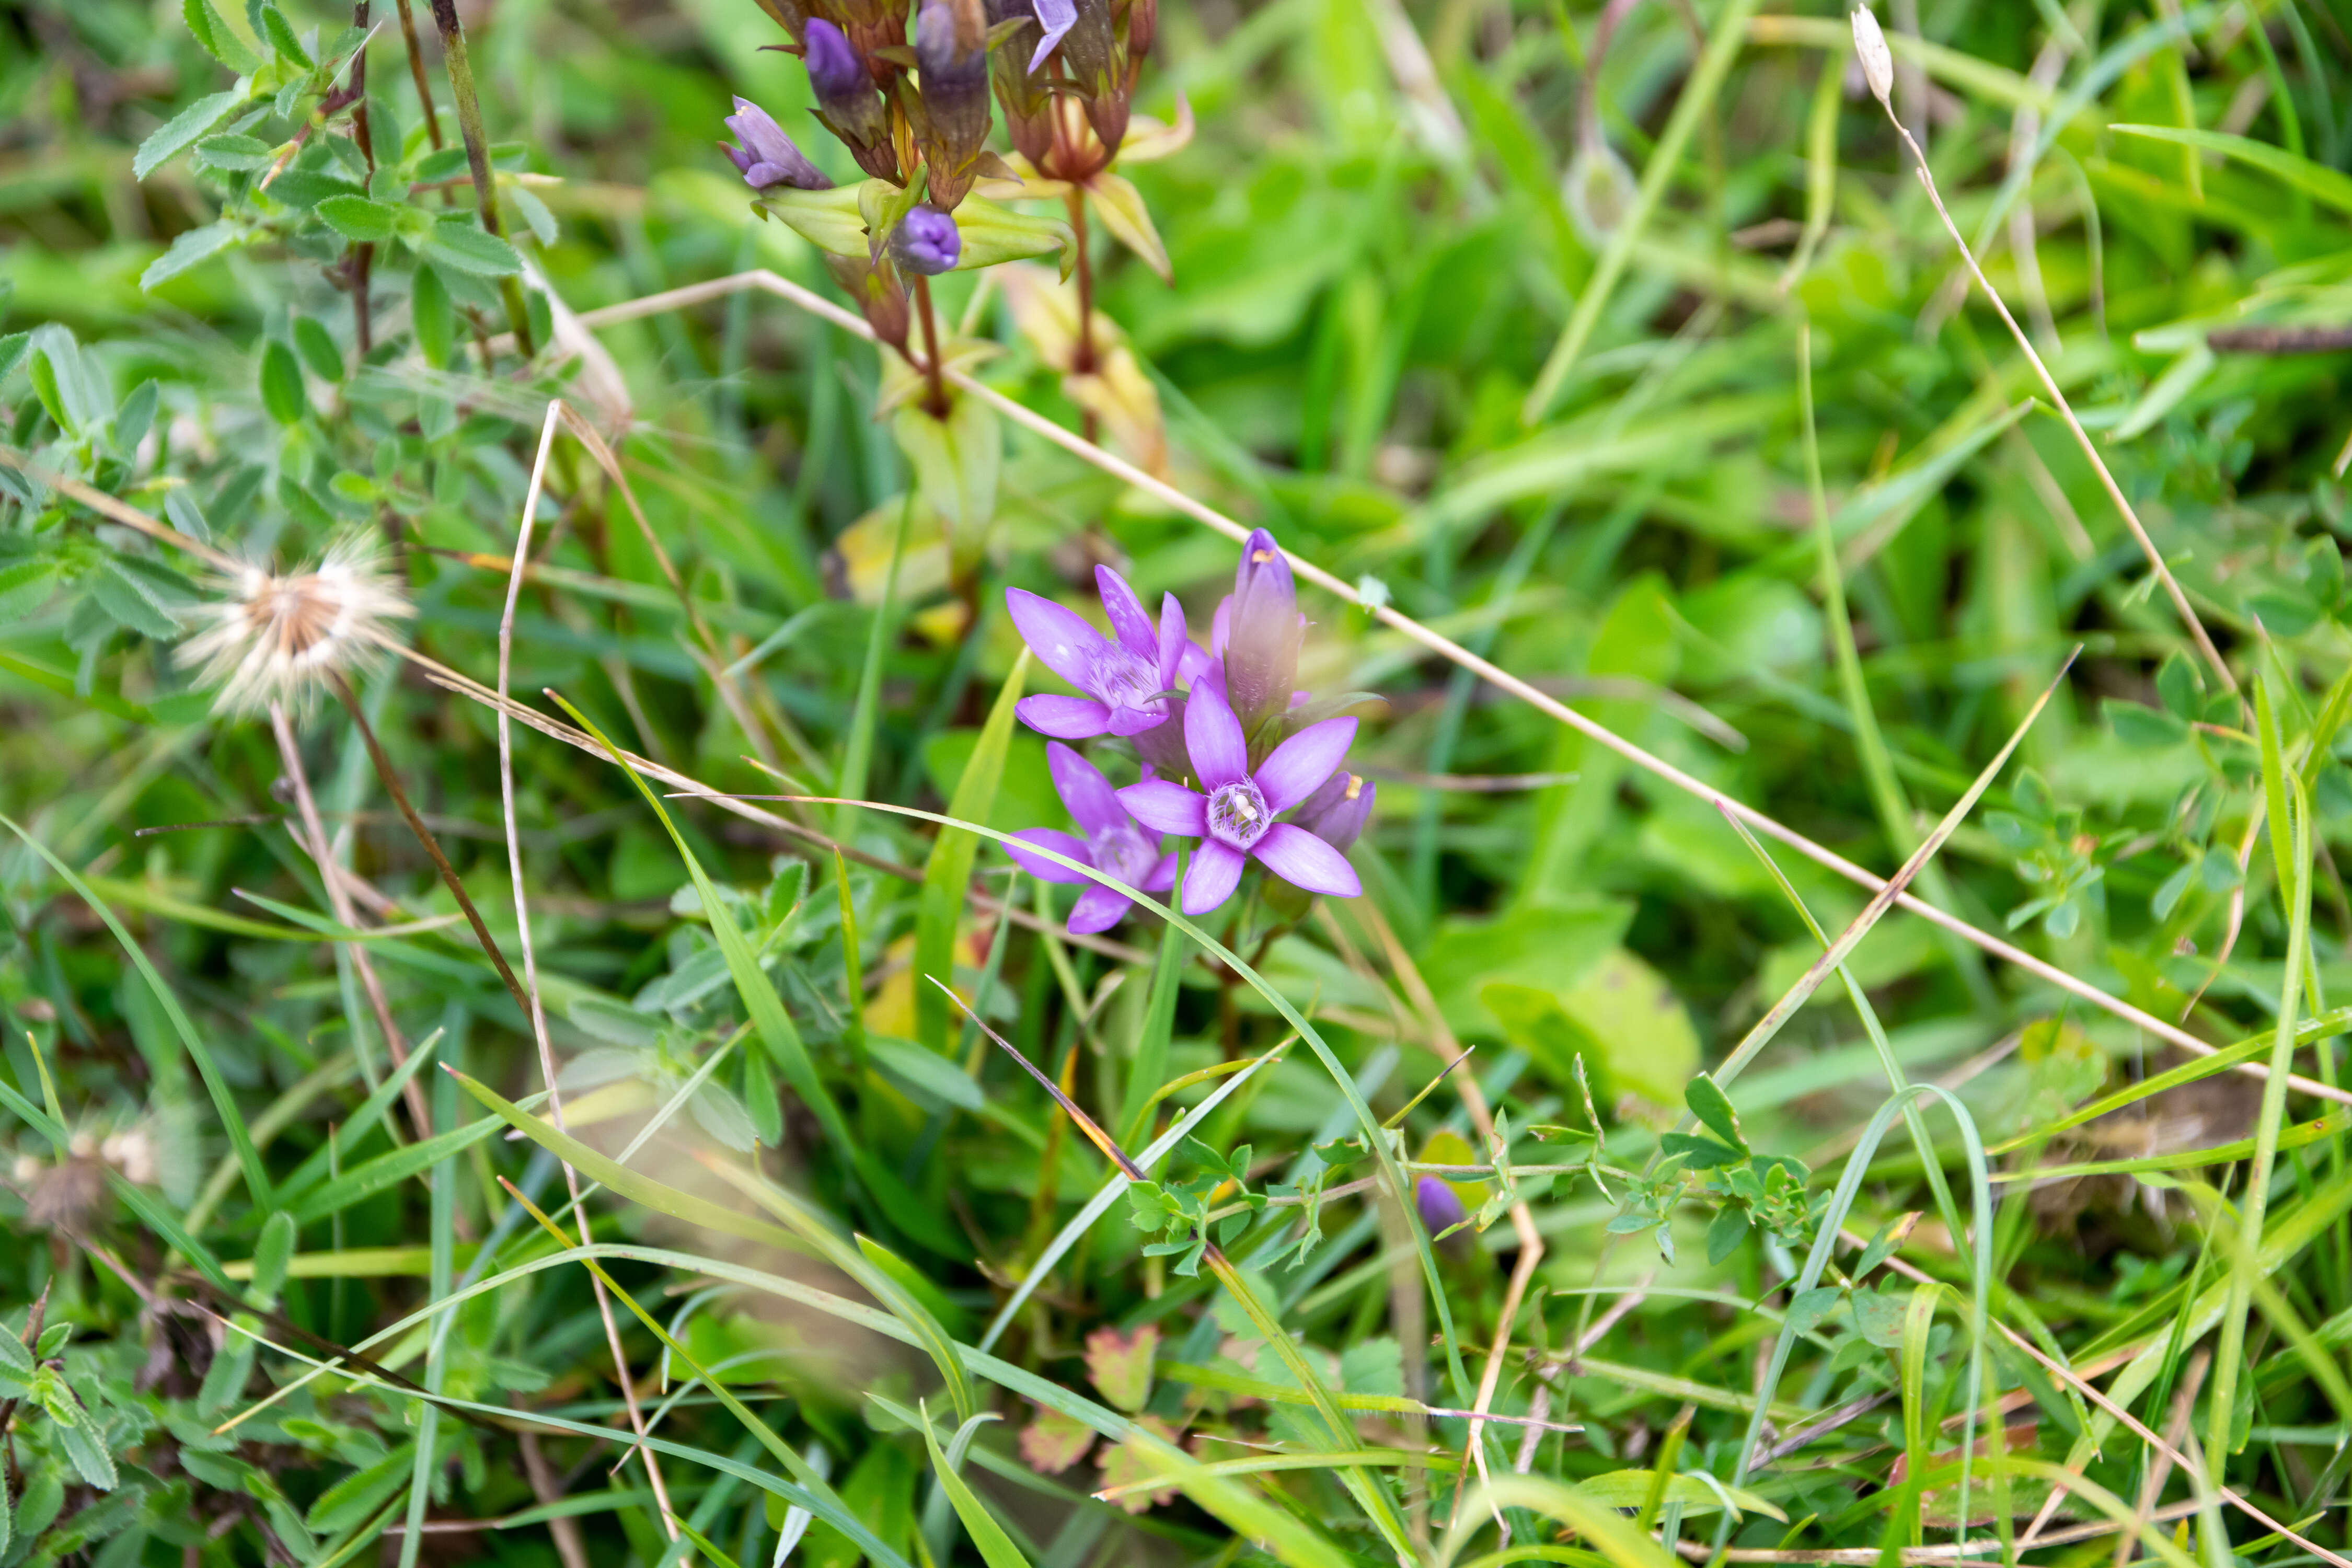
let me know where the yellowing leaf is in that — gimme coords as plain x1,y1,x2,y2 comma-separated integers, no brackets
1094,1415,1181,1513
1084,1323,1159,1413
1084,173,1170,283
1018,1404,1095,1474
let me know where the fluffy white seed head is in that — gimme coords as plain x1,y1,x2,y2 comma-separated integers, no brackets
1851,5,1894,107
181,533,413,713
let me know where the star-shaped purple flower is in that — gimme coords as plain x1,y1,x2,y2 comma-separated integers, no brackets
1005,743,1177,933
1115,679,1362,916
1007,567,1192,743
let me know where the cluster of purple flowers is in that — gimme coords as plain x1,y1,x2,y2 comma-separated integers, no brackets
1002,530,1377,931
719,0,1157,352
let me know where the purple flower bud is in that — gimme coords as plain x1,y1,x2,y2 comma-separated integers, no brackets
915,0,994,209
1292,771,1374,854
800,19,897,181
892,205,961,275
1215,529,1304,742
803,18,868,100
1415,1175,1468,1237
722,97,832,192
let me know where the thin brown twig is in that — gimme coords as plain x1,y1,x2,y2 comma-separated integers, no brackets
269,701,431,1144
1869,93,2239,706
494,399,681,1552
325,668,534,1024
502,268,2352,1105
390,0,442,149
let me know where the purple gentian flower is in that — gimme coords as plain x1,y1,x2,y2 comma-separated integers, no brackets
1210,529,1306,740
1005,743,1177,933
1028,0,1077,71
893,206,962,275
1008,568,1191,742
1292,771,1375,854
1415,1175,1468,1237
1116,679,1361,916
721,97,831,191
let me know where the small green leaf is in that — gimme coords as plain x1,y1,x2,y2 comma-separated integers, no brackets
919,1406,1033,1568
412,264,453,369
141,221,246,291
2249,590,2320,638
194,132,275,170
249,1209,296,1304
113,378,159,452
258,3,312,65
758,184,873,259
2104,699,2188,748
259,338,306,424
2155,652,2203,720
1784,1285,1842,1336
1683,1073,1745,1151
292,316,344,382
1657,1132,1742,1169
1705,1205,1750,1266
314,194,401,244
134,89,243,180
952,194,1075,276
182,0,260,69
419,217,522,276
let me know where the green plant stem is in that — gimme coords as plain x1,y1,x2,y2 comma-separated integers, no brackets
913,275,949,419
426,0,534,356
328,671,534,1027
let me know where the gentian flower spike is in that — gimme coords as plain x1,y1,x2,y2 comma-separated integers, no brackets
1005,743,1177,933
892,206,961,275
1292,771,1375,854
721,97,832,191
1215,528,1305,742
1116,678,1362,916
1006,568,1190,741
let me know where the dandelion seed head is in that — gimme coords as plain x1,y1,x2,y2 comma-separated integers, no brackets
181,533,413,714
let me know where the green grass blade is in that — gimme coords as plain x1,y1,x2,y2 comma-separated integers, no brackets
915,649,1029,1054
3,811,274,1212
919,1404,1032,1568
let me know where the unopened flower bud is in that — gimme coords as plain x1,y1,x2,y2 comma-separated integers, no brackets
915,0,994,207
1293,771,1374,854
1851,5,1894,107
721,97,832,191
893,205,962,275
1415,1175,1468,1239
801,20,900,182
1217,528,1304,741
1126,0,1155,63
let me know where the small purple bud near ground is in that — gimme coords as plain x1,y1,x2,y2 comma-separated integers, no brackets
892,206,962,275
1415,1175,1469,1238
721,97,831,191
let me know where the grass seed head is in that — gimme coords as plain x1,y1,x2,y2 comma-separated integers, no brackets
1851,5,1895,107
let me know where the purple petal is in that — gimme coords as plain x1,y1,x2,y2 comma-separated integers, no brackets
1156,593,1188,688
1096,566,1159,664
1028,0,1076,72
1117,780,1206,836
1182,840,1247,916
1142,850,1179,892
1067,882,1135,934
1006,588,1111,696
1044,741,1126,837
1006,828,1092,883
1252,716,1356,814
1252,823,1361,898
1209,596,1231,657
1106,705,1168,737
1184,679,1249,789
1177,641,1216,685
1016,694,1112,739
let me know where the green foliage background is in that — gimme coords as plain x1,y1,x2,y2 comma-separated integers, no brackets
6,0,2352,1564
